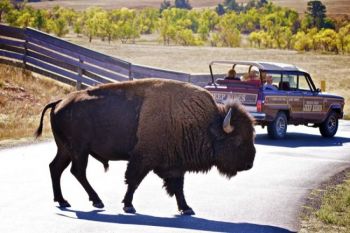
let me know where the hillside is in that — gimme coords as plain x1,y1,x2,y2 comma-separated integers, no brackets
28,0,350,15
0,64,73,146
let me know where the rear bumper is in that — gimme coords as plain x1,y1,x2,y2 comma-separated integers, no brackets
249,112,266,120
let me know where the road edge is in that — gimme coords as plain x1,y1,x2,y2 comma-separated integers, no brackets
298,167,350,231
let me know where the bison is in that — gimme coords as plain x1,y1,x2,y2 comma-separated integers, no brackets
35,78,255,215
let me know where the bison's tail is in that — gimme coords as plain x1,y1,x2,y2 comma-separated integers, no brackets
34,100,62,139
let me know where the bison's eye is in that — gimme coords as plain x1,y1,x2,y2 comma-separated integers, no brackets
233,136,242,146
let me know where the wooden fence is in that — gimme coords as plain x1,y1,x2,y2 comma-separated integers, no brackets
0,24,211,89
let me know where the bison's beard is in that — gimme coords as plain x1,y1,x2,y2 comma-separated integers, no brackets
215,163,238,179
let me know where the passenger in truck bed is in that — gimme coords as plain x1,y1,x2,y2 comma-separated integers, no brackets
225,68,240,80
242,70,259,81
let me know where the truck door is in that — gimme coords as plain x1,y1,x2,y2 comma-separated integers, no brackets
298,74,326,122
281,74,303,122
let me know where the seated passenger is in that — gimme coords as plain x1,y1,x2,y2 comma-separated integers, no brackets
243,70,259,81
225,68,240,81
263,75,278,90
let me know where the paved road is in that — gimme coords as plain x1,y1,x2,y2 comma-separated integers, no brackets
1,121,350,233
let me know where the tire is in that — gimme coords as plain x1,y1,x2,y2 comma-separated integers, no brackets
267,112,287,139
319,111,338,138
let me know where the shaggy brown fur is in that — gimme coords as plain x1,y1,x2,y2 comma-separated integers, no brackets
35,78,256,215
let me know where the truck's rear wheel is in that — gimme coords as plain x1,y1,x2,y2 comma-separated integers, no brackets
267,112,287,139
319,111,338,138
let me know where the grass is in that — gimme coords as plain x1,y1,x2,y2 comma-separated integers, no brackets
0,64,73,147
300,170,350,233
65,33,350,119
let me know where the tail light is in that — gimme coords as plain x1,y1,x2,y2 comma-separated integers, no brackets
257,100,263,112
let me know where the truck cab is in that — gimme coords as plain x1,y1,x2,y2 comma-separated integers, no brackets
205,61,345,139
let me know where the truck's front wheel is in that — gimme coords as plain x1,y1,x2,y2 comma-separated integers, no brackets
319,111,338,138
267,112,287,139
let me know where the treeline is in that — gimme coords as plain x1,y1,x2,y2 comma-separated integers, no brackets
0,0,350,54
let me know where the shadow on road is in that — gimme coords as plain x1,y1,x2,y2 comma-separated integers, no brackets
57,209,294,233
255,133,350,148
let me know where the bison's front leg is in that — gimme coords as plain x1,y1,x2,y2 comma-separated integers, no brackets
122,157,150,214
163,177,195,215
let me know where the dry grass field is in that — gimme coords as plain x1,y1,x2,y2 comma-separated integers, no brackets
66,34,350,118
29,0,350,15
0,64,73,146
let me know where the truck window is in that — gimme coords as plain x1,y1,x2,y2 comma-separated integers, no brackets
270,74,280,86
298,75,311,91
285,75,297,89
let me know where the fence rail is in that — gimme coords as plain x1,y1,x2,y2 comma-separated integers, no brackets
0,24,211,89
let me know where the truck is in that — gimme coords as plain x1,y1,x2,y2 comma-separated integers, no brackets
205,61,345,139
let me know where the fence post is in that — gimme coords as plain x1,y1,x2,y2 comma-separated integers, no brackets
77,56,83,90
128,63,133,81
321,80,326,92
22,39,28,69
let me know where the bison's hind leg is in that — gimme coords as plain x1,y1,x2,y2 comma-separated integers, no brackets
50,149,71,208
70,151,104,209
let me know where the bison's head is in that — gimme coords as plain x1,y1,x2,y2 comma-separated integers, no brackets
211,101,256,178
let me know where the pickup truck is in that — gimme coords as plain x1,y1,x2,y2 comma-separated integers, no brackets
205,61,345,139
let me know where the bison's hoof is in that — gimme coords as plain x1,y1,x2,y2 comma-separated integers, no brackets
93,202,105,209
123,206,136,214
180,208,195,216
58,201,71,208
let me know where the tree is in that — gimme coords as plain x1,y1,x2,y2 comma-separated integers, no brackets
315,29,339,53
82,7,102,42
213,12,241,47
215,4,225,16
111,8,140,44
0,0,13,22
292,31,312,51
73,15,84,36
175,28,202,46
240,8,260,33
337,24,350,54
138,8,159,34
160,0,171,13
257,0,268,8
249,31,263,48
224,0,240,12
274,26,292,49
306,0,326,29
16,9,34,28
158,8,194,45
323,17,335,29
32,9,48,31
175,0,192,10
50,17,69,37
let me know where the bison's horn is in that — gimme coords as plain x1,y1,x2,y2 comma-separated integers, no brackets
223,108,234,134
